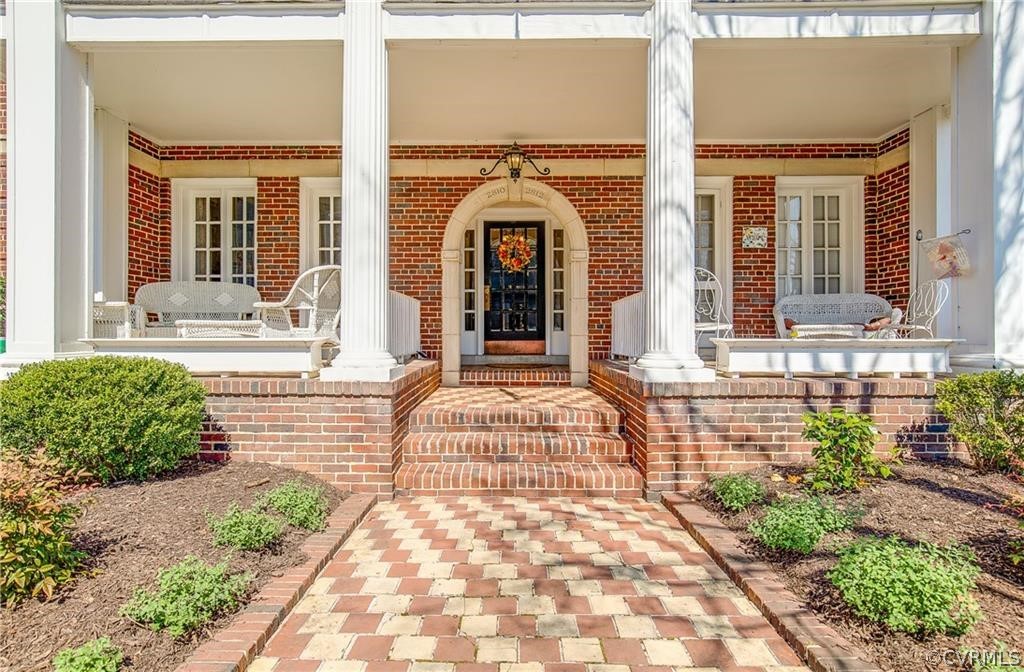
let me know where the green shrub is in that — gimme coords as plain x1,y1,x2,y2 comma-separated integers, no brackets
748,497,858,554
802,409,892,491
208,504,283,550
0,356,207,483
936,371,1024,472
53,637,123,672
259,480,329,531
710,474,765,512
120,556,251,637
829,536,980,635
0,450,87,606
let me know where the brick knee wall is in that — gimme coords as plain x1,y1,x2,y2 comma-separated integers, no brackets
590,360,959,496
198,360,439,497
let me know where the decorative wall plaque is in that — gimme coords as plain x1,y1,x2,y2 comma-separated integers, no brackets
742,226,768,249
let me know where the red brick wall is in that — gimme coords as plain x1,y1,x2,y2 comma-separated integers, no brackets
127,164,171,297
730,177,777,337
590,360,955,496
198,360,440,497
123,131,910,346
1,78,6,280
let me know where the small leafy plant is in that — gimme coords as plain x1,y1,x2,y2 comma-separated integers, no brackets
710,474,765,512
120,556,251,637
53,637,123,672
1011,522,1024,566
260,480,329,531
208,504,282,551
936,371,1024,473
802,409,892,491
0,450,87,606
829,536,980,635
748,497,858,554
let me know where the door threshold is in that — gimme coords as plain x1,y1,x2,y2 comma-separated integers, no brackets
462,355,569,366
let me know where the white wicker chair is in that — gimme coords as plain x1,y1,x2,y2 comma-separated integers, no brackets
695,267,733,347
255,265,342,342
880,280,949,339
773,293,903,338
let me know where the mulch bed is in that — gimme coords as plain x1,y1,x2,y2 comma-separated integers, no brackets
0,460,346,672
696,458,1024,672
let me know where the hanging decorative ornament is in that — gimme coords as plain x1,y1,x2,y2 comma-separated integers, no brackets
496,233,534,272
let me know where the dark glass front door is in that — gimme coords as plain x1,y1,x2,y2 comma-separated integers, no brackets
484,221,545,342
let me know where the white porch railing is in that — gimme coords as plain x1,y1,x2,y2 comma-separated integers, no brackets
611,291,644,359
388,290,421,362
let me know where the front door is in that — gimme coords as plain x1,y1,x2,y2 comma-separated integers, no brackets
484,221,545,353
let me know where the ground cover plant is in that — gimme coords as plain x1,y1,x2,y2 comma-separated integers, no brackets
208,504,283,551
52,638,123,672
260,479,329,531
709,473,764,512
748,496,858,554
829,536,981,635
120,556,252,637
0,356,206,483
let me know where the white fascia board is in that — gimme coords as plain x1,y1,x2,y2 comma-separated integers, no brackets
66,8,344,46
385,8,649,41
694,4,980,42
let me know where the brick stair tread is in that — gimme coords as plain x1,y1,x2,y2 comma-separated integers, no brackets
394,462,643,497
402,431,630,463
409,387,621,432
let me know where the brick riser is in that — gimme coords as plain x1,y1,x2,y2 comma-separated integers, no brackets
459,366,572,387
394,463,642,498
403,431,630,464
397,387,642,497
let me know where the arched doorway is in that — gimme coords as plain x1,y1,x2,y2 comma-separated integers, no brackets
441,178,589,386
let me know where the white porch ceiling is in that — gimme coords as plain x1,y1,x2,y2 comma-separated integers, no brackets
91,40,951,145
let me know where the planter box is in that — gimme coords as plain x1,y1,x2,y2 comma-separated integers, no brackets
712,337,958,379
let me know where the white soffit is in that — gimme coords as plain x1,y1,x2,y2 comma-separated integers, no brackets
91,44,343,144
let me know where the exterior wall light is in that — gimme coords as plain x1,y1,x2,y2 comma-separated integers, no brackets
479,142,551,182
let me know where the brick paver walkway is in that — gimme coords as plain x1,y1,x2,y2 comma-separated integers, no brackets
252,498,809,672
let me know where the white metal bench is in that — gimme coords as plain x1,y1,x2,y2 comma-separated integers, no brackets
773,293,903,338
93,281,261,338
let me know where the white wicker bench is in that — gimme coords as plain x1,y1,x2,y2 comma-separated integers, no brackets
772,293,903,338
93,281,261,338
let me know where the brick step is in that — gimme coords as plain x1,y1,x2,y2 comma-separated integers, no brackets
409,387,622,434
460,365,571,387
394,462,643,498
402,431,630,464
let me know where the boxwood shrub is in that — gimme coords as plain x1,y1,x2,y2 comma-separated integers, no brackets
0,356,206,483
936,370,1024,473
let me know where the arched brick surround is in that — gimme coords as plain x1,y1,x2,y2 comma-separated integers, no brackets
440,178,589,386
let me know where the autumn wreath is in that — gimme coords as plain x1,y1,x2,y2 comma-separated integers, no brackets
496,233,534,272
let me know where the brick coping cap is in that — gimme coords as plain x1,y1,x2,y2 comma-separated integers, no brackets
200,360,438,398
662,493,882,672
591,360,937,399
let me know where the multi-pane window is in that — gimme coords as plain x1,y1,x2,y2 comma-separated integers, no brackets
189,190,257,286
695,194,715,272
776,188,849,300
552,228,565,332
316,196,342,266
463,229,476,332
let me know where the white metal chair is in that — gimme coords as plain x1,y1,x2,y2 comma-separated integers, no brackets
695,267,734,347
880,280,949,339
255,265,342,342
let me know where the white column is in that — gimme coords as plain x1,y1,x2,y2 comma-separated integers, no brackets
93,109,129,303
2,0,92,368
630,0,713,383
950,0,1024,370
321,0,403,382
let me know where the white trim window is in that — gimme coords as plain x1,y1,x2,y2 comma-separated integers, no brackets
775,177,865,300
171,178,258,286
299,177,342,271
